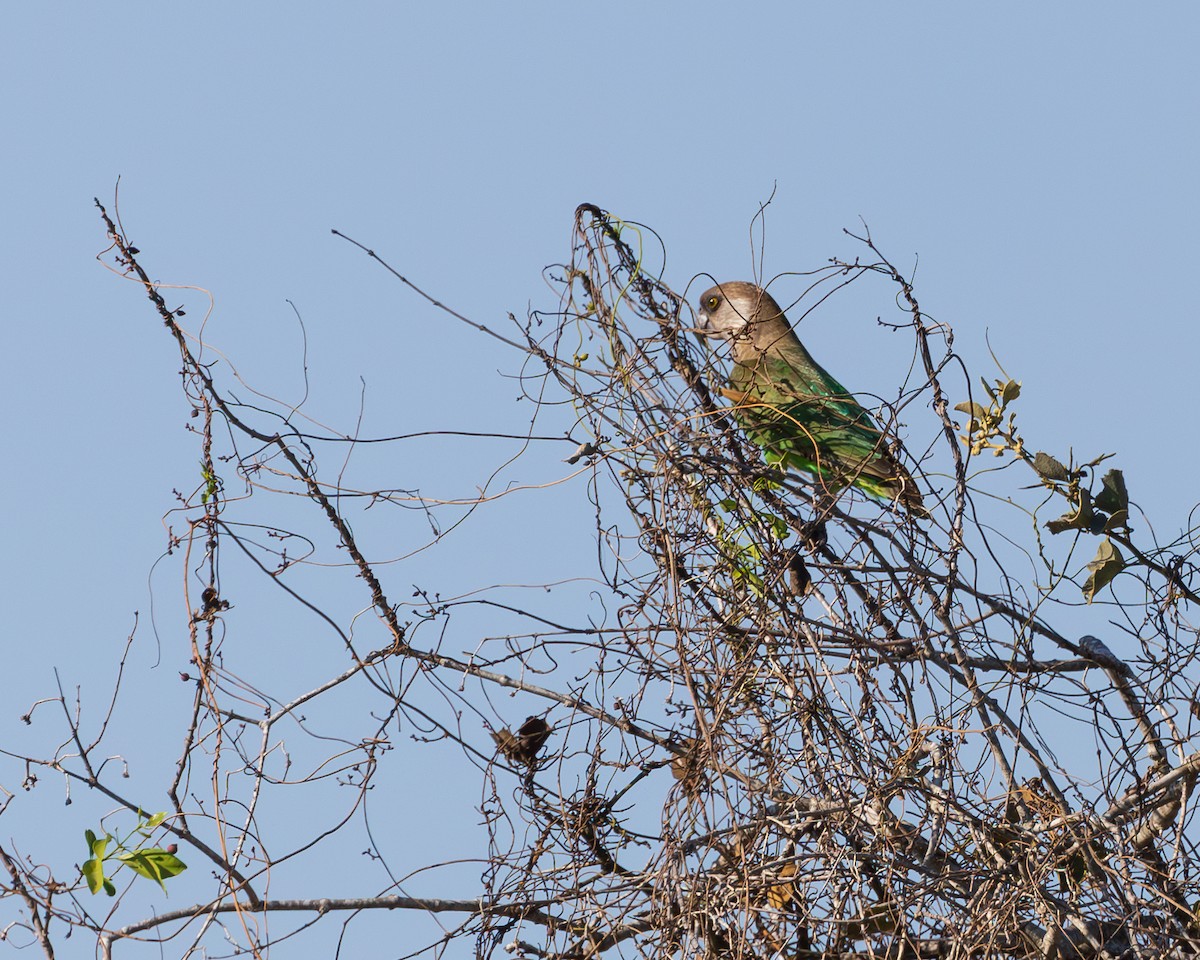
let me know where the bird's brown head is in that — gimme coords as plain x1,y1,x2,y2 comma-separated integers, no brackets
696,281,788,342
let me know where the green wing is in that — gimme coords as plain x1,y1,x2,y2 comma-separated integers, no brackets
729,354,903,501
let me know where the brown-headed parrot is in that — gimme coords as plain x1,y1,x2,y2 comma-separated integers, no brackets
697,281,925,516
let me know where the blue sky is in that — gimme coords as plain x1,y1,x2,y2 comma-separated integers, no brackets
3,4,1198,956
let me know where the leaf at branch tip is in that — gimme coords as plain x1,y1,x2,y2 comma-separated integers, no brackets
1094,468,1129,514
1046,490,1094,535
118,848,188,893
1031,451,1069,483
82,857,106,895
953,400,987,421
86,831,108,859
998,379,1021,404
1083,539,1124,603
1103,509,1129,533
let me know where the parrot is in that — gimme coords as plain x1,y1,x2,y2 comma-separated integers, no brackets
696,280,926,516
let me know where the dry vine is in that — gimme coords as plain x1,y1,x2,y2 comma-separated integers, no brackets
0,200,1197,960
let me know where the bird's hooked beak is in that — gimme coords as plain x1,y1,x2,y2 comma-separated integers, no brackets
692,302,717,339
680,306,709,340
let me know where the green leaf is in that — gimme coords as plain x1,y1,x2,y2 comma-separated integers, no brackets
1104,509,1129,533
143,812,167,829
1031,451,1069,482
117,848,188,893
1046,490,1094,535
1094,469,1129,514
1083,538,1124,603
998,379,1021,404
87,832,109,860
82,857,107,895
954,400,988,420
750,475,782,494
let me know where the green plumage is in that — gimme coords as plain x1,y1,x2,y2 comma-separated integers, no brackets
698,281,925,516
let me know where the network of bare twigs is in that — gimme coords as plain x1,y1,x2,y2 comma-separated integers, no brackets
474,205,1200,960
3,201,1199,960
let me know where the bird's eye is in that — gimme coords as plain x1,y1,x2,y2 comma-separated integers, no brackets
705,295,720,310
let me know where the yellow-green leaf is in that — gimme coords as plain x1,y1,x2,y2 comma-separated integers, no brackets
82,857,106,895
86,831,109,860
1083,538,1124,603
117,848,188,893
